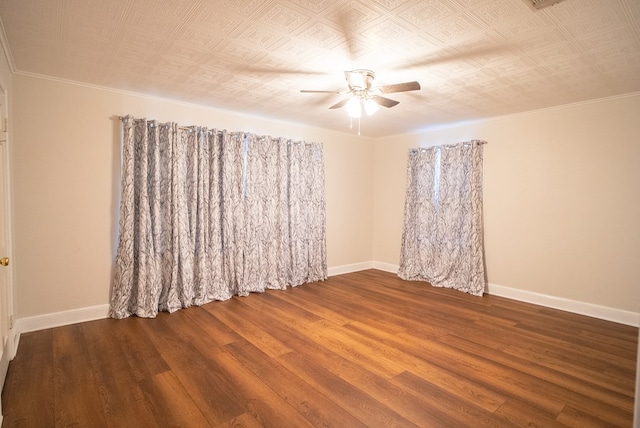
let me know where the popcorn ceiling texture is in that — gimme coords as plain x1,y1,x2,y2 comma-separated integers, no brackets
1,0,639,137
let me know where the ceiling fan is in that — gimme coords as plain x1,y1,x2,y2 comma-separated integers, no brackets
300,69,421,118
238,8,508,134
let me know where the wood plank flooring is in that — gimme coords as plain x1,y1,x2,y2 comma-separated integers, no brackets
2,269,637,427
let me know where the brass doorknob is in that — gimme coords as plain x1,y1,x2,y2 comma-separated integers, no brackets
0,257,8,267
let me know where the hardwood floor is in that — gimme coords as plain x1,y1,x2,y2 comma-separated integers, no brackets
2,269,637,427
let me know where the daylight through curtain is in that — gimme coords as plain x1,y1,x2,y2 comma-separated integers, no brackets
109,116,327,318
398,140,486,296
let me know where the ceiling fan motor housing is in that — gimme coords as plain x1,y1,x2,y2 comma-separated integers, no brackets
346,69,376,90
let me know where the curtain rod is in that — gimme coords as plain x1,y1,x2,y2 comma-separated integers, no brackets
410,140,487,151
116,115,222,133
114,115,317,146
117,116,488,145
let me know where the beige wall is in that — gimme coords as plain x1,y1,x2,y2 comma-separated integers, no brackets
373,94,640,313
12,74,373,318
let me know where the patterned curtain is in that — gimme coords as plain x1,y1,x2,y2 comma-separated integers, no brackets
398,140,486,296
239,134,327,294
110,116,327,318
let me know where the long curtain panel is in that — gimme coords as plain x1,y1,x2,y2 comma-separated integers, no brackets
110,116,327,318
398,140,486,296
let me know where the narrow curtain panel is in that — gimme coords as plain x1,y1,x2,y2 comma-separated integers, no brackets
288,139,327,285
241,134,290,294
110,116,327,318
398,140,486,296
241,135,327,293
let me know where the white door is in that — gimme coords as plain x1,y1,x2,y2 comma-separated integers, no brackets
0,89,13,368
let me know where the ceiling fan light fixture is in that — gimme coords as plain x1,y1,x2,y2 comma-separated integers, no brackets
346,96,361,118
364,98,379,116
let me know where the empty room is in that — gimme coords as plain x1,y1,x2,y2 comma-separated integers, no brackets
0,0,638,426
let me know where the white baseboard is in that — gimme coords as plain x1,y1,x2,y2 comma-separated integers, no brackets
15,303,110,335
371,261,400,273
328,261,374,276
487,283,639,327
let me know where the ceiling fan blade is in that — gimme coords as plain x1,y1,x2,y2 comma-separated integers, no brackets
337,9,360,61
300,90,342,94
401,44,510,69
374,96,400,108
379,81,421,94
329,98,351,109
239,66,328,76
309,92,340,107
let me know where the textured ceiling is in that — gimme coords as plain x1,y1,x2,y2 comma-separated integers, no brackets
0,0,639,137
